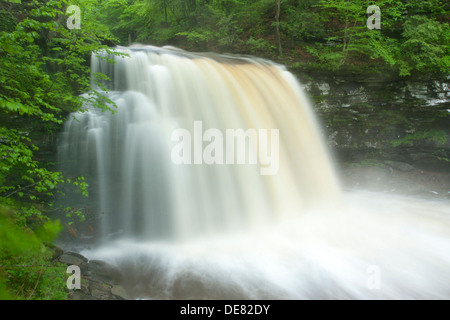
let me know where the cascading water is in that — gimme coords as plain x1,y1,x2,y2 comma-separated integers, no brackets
58,45,450,299
59,45,340,241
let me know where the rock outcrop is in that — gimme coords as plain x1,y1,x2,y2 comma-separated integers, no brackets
58,251,129,300
299,72,450,172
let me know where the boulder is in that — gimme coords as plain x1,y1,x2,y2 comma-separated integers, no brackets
59,251,88,270
60,250,128,300
385,161,415,172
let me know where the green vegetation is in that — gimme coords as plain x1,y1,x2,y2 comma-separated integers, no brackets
0,0,118,299
0,205,66,299
92,0,449,76
391,129,448,147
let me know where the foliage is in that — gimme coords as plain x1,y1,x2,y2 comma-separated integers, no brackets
281,0,325,43
0,205,66,299
95,0,275,51
245,36,275,56
399,15,450,76
308,0,449,75
391,129,448,147
0,0,119,299
90,0,449,76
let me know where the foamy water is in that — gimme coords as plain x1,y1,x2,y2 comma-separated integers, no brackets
83,192,450,299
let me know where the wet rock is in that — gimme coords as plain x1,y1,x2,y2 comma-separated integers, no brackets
59,251,88,270
89,282,116,300
317,82,330,95
85,260,115,284
301,72,450,171
60,251,128,300
111,285,130,300
385,161,415,172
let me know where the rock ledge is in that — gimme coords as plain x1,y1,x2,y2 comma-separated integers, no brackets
58,251,128,300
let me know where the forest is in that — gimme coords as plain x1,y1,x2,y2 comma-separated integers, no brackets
0,0,449,299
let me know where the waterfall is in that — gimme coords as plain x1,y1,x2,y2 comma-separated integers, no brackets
58,45,450,299
58,45,340,242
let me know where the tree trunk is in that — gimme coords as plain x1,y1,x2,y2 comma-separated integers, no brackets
275,0,282,56
163,0,168,26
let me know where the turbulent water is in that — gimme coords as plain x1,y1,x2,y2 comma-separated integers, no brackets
58,45,450,299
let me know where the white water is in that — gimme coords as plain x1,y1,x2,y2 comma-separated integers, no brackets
58,45,450,299
85,192,450,299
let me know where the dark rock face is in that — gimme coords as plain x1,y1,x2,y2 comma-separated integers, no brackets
300,73,450,172
59,251,88,267
58,251,128,300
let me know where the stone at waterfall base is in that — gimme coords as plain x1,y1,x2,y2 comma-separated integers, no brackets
58,251,127,300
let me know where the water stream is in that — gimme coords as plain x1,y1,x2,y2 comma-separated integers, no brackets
58,45,450,299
